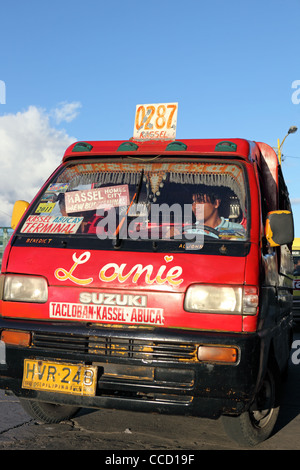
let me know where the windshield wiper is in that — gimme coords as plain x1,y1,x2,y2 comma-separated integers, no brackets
113,170,144,249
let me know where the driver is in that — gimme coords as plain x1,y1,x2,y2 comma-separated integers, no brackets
185,190,245,238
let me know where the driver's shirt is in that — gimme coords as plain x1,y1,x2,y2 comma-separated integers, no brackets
185,217,246,239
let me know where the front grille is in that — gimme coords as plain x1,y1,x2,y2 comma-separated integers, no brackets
32,331,198,363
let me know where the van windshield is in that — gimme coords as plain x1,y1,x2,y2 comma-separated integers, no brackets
19,160,248,250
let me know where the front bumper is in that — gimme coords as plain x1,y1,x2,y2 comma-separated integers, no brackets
0,318,261,419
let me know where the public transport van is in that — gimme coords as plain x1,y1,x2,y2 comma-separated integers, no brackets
0,129,295,446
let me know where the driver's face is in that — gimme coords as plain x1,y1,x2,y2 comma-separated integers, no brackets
192,194,221,224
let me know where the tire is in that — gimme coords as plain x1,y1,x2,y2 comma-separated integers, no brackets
20,399,80,424
222,367,280,447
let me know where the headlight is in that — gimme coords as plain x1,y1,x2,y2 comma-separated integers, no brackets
184,285,243,314
2,275,48,303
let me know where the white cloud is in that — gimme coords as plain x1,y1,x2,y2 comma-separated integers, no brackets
51,101,82,124
0,104,79,226
291,198,300,205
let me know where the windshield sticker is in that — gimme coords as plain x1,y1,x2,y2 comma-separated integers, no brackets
36,202,56,214
47,183,69,192
21,215,83,234
54,251,184,287
65,185,130,213
40,192,58,203
49,302,164,325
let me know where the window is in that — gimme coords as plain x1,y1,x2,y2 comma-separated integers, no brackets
19,160,248,248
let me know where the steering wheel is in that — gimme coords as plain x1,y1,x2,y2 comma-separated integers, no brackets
182,224,220,239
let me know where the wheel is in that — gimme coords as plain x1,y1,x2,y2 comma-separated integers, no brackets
20,399,80,424
182,224,220,238
222,367,280,447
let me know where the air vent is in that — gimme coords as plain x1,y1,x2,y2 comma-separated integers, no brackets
215,141,237,152
117,141,139,151
72,142,93,152
165,141,187,151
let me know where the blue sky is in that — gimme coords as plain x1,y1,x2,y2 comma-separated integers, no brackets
1,0,300,237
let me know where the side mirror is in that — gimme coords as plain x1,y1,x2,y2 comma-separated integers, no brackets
11,200,29,230
265,210,294,247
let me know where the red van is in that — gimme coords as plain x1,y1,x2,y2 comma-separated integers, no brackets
0,137,294,446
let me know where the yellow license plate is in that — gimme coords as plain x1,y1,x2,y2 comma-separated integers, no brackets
22,360,97,396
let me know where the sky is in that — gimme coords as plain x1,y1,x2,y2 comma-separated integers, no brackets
1,0,300,238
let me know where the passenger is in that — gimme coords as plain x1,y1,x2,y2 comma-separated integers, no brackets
186,190,245,237
165,188,245,239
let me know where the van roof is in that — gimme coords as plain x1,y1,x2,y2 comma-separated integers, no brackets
63,138,254,161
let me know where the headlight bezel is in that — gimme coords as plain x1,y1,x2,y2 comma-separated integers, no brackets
184,284,258,315
1,274,48,303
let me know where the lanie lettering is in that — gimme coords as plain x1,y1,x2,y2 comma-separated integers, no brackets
54,252,184,286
